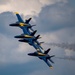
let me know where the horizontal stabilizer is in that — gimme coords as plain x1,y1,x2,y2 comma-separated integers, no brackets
50,55,55,58
40,42,44,45
48,55,55,63
49,59,54,63
27,25,36,29
44,48,51,54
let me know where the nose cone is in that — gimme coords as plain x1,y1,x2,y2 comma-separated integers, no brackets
14,36,19,38
28,53,34,56
9,23,19,26
14,35,24,38
28,52,37,56
9,24,14,26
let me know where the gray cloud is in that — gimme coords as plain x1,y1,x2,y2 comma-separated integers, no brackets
0,12,17,35
0,0,10,5
0,0,67,16
35,2,75,33
0,59,43,75
0,12,24,36
0,1,75,75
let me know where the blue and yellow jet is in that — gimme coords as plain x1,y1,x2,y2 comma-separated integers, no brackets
10,12,43,52
28,48,55,68
10,12,55,68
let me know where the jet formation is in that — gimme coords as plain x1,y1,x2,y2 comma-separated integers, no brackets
10,12,55,69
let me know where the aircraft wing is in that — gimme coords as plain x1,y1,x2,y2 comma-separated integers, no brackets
44,59,53,69
15,12,24,23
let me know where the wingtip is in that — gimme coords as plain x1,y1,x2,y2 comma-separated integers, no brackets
14,12,19,14
50,66,53,69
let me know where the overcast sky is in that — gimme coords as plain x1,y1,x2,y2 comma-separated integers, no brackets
0,0,75,75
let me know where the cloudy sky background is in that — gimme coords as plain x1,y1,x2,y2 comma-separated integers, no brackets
0,0,75,75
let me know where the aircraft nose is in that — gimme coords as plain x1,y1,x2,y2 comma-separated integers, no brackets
9,24,13,26
28,53,33,56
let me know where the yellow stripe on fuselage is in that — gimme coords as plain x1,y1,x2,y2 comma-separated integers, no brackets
19,23,25,26
24,35,33,38
38,52,46,56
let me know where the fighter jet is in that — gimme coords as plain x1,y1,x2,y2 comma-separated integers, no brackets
10,12,35,33
9,12,55,68
18,35,44,52
10,12,43,50
28,48,55,68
